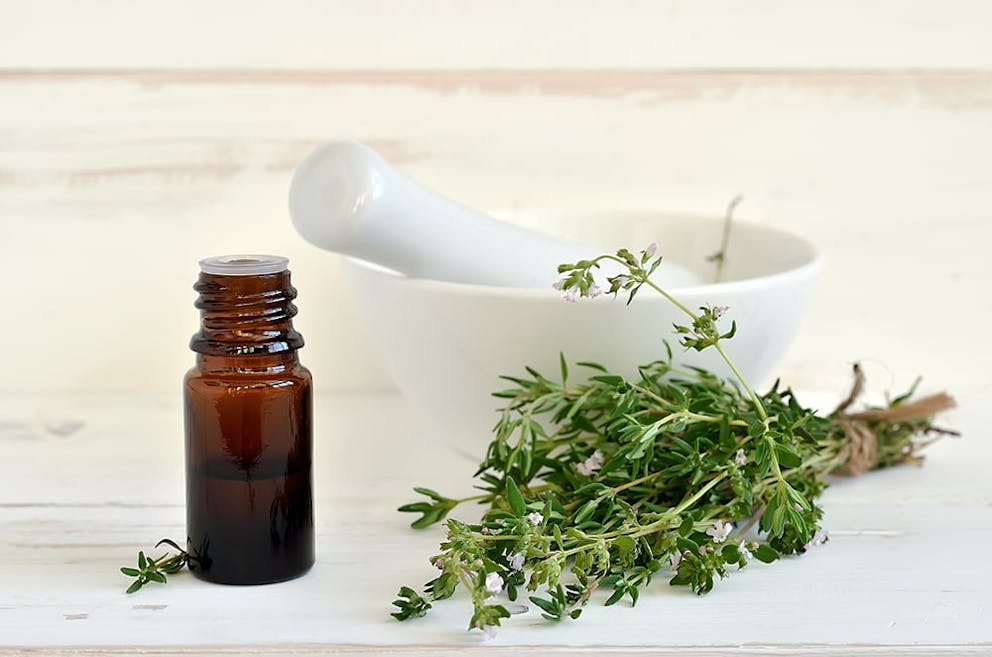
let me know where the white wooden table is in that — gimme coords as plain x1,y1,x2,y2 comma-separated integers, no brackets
1,389,987,656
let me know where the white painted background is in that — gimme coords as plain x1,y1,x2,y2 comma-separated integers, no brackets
1,1,990,399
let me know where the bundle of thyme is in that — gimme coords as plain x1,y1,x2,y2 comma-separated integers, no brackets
392,244,955,638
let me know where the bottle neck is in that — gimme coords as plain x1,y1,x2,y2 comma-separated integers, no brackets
189,270,304,357
195,352,299,374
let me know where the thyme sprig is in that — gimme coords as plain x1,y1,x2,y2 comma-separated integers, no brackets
392,244,955,638
120,538,189,593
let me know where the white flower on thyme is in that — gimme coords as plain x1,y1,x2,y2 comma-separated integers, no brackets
586,283,602,299
706,521,733,543
712,305,729,319
670,551,682,570
506,552,525,571
527,512,544,526
804,530,828,552
734,448,746,466
645,242,658,258
481,625,498,641
484,572,504,595
738,540,753,563
563,287,578,303
574,449,605,476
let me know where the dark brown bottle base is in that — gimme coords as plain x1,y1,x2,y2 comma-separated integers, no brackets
188,562,315,586
186,457,314,586
189,562,315,586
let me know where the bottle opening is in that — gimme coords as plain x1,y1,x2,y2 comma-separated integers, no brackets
199,254,289,276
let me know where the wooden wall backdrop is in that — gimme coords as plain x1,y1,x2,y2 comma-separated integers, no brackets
1,1,990,397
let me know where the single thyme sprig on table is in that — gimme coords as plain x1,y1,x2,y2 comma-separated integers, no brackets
120,538,188,593
391,243,957,639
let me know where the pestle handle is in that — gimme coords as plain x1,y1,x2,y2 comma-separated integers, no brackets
289,141,702,289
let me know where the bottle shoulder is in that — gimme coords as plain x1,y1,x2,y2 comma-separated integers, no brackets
185,359,312,387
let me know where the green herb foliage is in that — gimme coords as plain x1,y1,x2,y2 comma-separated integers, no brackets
393,244,953,637
392,586,433,620
120,539,189,593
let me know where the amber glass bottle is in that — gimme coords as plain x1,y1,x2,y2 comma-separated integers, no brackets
184,255,314,585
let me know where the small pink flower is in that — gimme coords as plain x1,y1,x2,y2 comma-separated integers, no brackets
563,288,578,303
481,625,498,641
574,450,605,476
484,571,503,594
804,530,828,552
551,279,565,291
527,512,544,526
706,521,733,543
507,552,525,571
433,559,444,569
734,449,746,466
645,243,658,258
586,284,602,299
670,551,682,570
712,305,729,319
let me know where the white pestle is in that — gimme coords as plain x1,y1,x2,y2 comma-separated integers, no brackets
289,141,703,289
